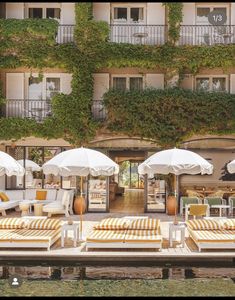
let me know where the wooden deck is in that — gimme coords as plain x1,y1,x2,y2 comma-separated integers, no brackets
0,213,235,266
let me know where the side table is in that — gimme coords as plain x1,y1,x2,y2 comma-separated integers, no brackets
61,223,79,248
34,203,44,216
169,222,186,248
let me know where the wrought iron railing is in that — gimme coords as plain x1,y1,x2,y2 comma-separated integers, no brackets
4,99,52,122
110,24,167,45
56,25,75,44
179,25,235,45
91,100,106,121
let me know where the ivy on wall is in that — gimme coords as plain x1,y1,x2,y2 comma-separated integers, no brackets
0,3,235,146
103,88,235,147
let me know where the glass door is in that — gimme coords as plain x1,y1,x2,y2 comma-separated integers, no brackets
119,160,144,189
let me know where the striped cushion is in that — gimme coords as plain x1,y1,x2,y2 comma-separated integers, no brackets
0,228,60,242
186,219,221,230
0,218,25,229
128,218,160,230
124,230,162,243
223,219,235,230
189,229,235,243
27,219,62,230
93,218,128,230
86,230,126,243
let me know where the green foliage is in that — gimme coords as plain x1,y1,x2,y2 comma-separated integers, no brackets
0,3,235,146
163,3,183,44
103,88,235,147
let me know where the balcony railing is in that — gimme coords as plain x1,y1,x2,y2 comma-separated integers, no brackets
56,25,75,44
110,24,166,45
91,100,106,121
179,25,235,46
4,99,52,122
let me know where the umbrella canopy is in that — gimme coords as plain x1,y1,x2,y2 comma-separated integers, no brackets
138,148,213,176
42,147,119,177
227,160,235,174
0,151,25,177
17,159,41,172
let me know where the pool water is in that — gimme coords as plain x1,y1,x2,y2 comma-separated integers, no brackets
0,265,235,297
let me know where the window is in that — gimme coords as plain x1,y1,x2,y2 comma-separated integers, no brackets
28,76,61,100
196,6,228,25
28,7,60,20
29,8,43,19
112,5,145,23
196,76,227,92
46,78,60,100
112,76,143,91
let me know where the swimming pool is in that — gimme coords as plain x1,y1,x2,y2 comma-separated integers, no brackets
0,263,234,297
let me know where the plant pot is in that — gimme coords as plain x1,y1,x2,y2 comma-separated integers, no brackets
74,195,86,215
166,195,177,215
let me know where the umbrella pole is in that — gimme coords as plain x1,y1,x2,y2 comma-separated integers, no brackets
80,176,83,240
174,174,178,225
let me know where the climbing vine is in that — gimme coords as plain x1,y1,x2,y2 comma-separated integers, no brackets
0,3,234,146
103,88,235,147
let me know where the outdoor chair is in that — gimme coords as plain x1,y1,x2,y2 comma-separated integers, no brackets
228,196,235,217
180,196,201,216
43,190,71,218
204,197,226,216
185,204,210,221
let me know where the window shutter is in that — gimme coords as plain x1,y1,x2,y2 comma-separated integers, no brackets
6,73,24,99
230,74,235,94
60,74,72,94
145,74,164,89
180,74,194,90
93,73,110,100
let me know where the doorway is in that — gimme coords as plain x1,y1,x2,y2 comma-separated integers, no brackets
109,150,146,213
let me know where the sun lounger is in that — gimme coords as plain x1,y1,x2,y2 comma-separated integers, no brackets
186,219,235,252
86,217,162,250
0,218,62,250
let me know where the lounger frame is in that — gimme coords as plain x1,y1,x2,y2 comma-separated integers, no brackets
86,241,162,251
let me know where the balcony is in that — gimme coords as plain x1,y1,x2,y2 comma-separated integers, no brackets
179,25,235,46
110,24,166,45
4,99,52,122
56,25,75,44
91,100,106,121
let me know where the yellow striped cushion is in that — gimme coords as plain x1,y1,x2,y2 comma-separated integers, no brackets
223,219,235,230
186,219,221,230
93,218,128,230
189,229,235,243
27,219,62,230
124,230,162,243
128,218,160,230
0,218,26,229
86,230,126,243
0,229,60,242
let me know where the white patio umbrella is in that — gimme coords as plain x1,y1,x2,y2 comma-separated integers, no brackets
42,147,119,237
138,148,213,223
17,159,41,172
227,159,235,174
0,151,25,177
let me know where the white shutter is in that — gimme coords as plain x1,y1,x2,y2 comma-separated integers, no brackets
60,74,72,94
230,74,235,94
93,3,110,23
231,3,235,26
147,3,165,25
6,3,24,19
145,74,164,89
180,74,194,90
6,73,24,99
182,3,196,25
93,73,110,100
61,3,75,25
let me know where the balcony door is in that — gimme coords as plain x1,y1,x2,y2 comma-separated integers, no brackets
27,75,60,121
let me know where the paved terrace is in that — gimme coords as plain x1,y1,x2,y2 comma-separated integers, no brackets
0,211,234,266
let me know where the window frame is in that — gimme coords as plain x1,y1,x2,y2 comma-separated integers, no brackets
195,4,230,25
111,3,146,24
26,73,61,100
194,75,229,92
26,3,61,21
111,74,144,90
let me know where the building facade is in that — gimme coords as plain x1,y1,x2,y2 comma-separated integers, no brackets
0,2,235,214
